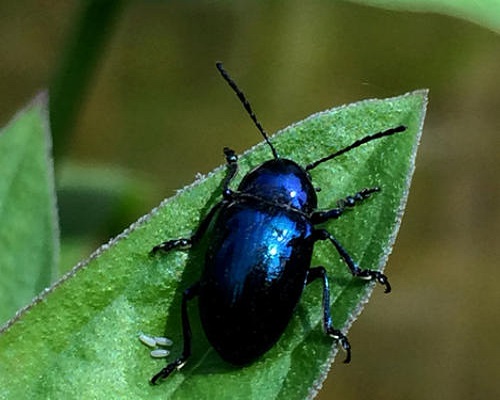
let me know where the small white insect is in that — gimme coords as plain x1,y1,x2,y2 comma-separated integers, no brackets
138,333,157,348
154,336,173,347
150,349,170,358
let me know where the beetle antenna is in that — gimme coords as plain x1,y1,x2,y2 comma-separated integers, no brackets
216,62,279,159
305,125,407,171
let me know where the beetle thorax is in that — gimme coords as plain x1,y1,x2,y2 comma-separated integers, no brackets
237,159,317,213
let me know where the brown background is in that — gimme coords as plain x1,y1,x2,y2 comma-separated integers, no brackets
1,2,499,399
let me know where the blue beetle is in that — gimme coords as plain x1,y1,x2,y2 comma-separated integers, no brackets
149,62,406,384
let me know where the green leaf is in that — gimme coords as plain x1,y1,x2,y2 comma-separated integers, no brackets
349,0,500,33
56,162,158,273
0,90,427,399
0,93,59,325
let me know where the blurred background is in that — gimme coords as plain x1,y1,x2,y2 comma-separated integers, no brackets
1,1,499,399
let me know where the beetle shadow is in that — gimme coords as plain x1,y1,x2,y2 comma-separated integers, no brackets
152,172,237,380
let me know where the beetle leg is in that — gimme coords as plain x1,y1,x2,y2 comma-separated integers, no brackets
311,187,380,224
314,229,391,293
150,202,222,254
151,282,200,384
151,147,238,255
222,147,239,199
307,266,352,363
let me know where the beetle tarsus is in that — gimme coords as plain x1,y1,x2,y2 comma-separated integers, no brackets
150,359,182,384
358,269,392,293
311,187,380,224
150,238,192,255
327,328,352,363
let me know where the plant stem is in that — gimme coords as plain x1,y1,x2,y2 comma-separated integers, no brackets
49,0,125,161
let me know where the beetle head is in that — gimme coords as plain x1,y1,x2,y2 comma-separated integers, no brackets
237,159,317,213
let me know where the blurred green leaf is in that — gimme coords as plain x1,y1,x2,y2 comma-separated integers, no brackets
0,90,427,399
350,0,500,33
57,162,158,273
0,93,59,324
